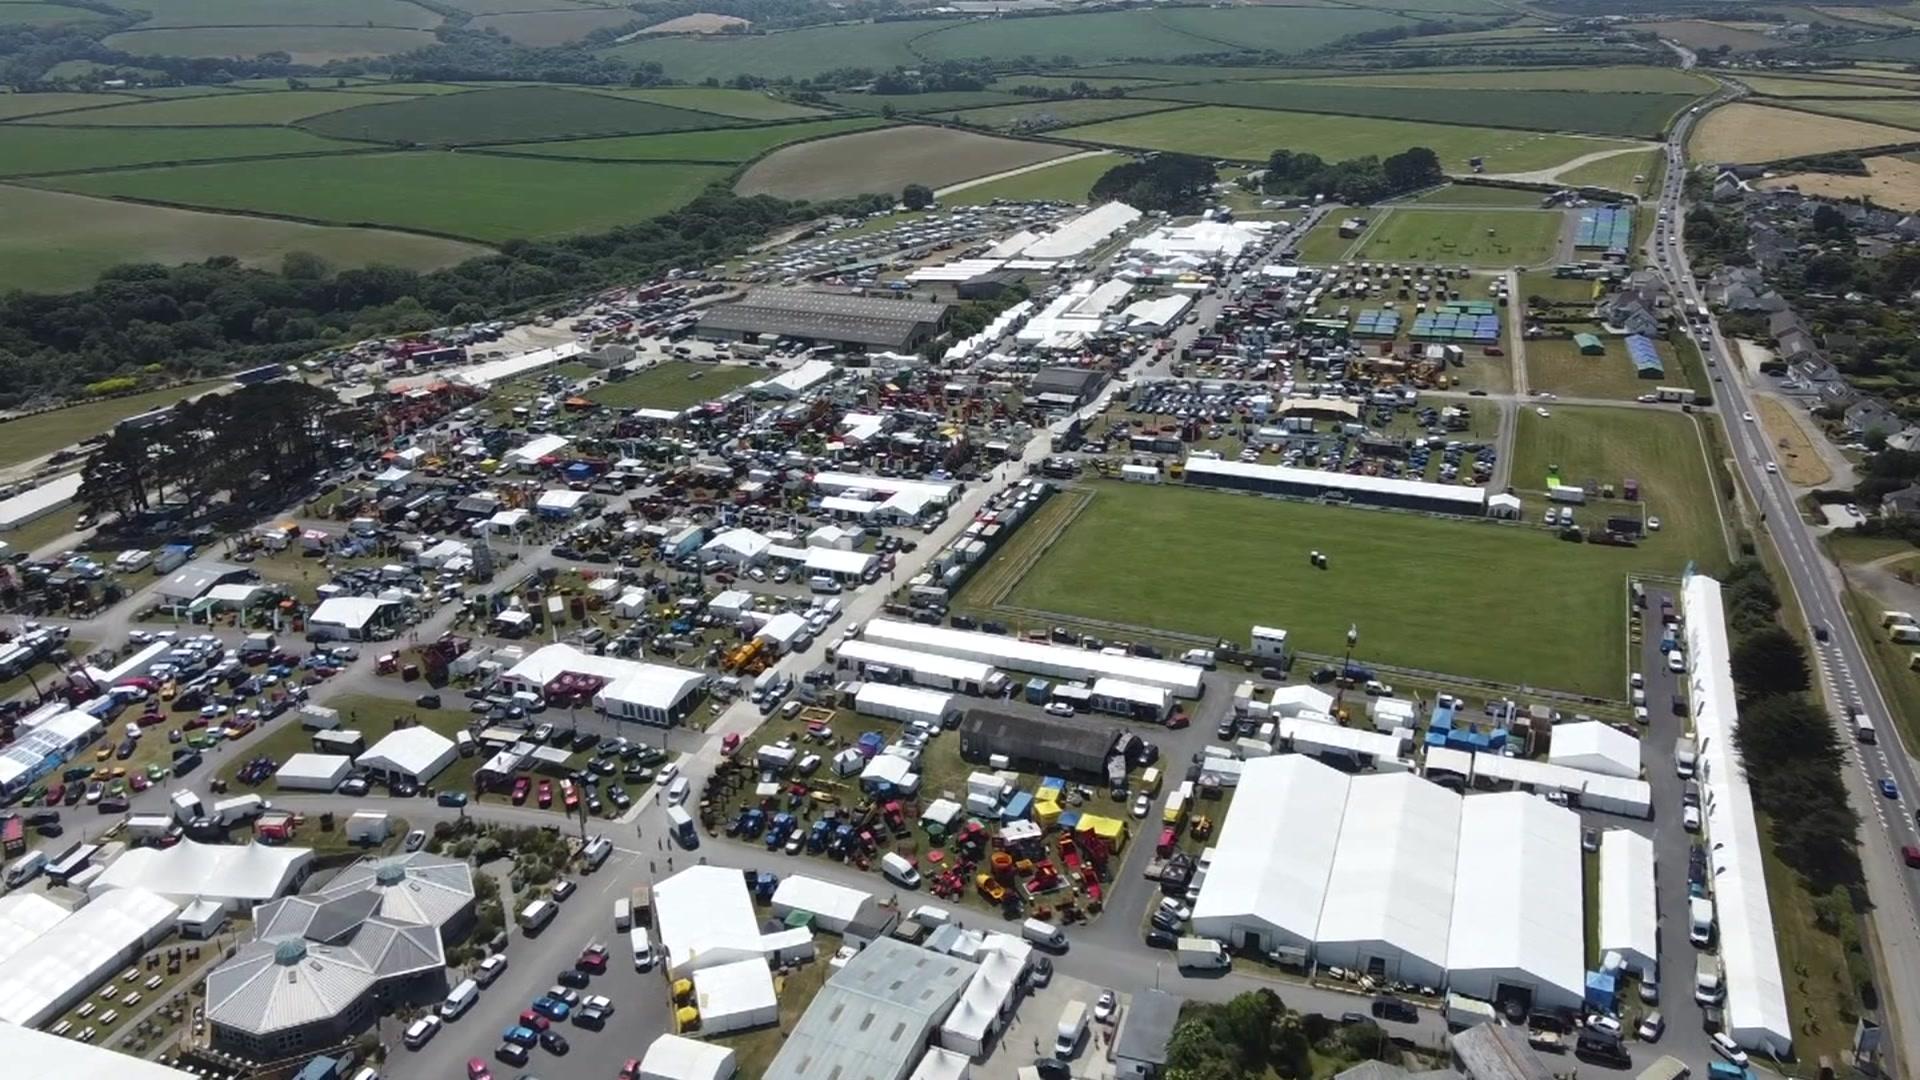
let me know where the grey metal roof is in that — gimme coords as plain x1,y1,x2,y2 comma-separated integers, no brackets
961,709,1111,772
319,853,475,932
766,938,974,1080
1113,989,1182,1066
698,288,947,348
1450,1023,1553,1080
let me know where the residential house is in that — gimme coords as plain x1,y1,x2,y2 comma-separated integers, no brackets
1881,483,1920,519
1847,398,1903,438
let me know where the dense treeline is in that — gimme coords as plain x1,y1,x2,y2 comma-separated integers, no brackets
1258,146,1443,204
1166,989,1402,1080
0,189,889,409
1089,154,1218,214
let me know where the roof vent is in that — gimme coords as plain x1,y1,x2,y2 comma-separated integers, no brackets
376,864,406,887
273,940,307,965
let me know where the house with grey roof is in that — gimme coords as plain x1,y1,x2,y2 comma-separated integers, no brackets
1846,398,1903,437
1113,989,1185,1079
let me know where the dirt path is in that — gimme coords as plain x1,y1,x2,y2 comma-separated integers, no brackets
1478,142,1660,185
934,150,1112,197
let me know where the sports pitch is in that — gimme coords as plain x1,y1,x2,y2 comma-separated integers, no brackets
587,362,761,411
1348,208,1563,267
987,480,1670,697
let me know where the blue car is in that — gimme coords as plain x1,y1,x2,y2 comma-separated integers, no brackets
501,1025,538,1047
437,791,469,808
531,996,571,1021
1881,778,1901,800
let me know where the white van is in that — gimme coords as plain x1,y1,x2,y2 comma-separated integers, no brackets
880,851,921,888
519,899,557,934
614,898,633,931
666,777,690,805
439,978,479,1021
5,850,47,888
808,575,842,594
1054,1000,1089,1058
582,835,612,870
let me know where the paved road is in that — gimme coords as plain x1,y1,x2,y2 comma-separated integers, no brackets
1656,91,1920,1074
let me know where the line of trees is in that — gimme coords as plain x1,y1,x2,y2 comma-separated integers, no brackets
1258,146,1443,204
1089,154,1218,214
1165,988,1403,1080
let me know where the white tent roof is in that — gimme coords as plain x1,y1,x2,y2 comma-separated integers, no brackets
309,596,394,631
655,865,766,976
0,893,71,967
692,957,778,1029
910,1046,973,1080
772,875,872,928
1316,771,1460,977
5,1020,196,1079
0,886,178,1026
357,727,455,779
90,840,311,907
863,618,1202,697
505,433,571,466
1190,755,1350,950
275,753,351,787
640,1033,738,1080
1548,720,1641,779
1598,829,1658,978
1446,792,1585,1008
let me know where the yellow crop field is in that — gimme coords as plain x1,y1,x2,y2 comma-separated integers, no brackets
1689,102,1913,162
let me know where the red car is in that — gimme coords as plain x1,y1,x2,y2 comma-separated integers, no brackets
467,1058,493,1080
561,779,579,810
518,1008,551,1032
45,783,64,806
721,732,741,756
136,711,165,727
576,945,608,973
537,780,553,809
1904,845,1920,869
511,776,531,805
1164,712,1190,730
620,1059,642,1080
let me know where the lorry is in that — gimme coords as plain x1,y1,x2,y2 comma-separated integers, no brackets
630,884,653,928
213,794,267,826
1444,993,1498,1030
1022,918,1067,951
4,850,46,888
666,805,698,849
1854,710,1877,744
1054,1000,1089,1058
1688,896,1714,947
1176,936,1230,971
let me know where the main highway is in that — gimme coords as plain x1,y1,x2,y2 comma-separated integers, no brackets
1656,91,1920,1072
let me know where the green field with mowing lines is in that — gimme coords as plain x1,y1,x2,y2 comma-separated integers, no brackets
1349,208,1562,267
1403,184,1549,207
0,379,225,468
494,117,887,162
603,20,955,82
1056,105,1638,170
0,183,488,293
1301,65,1713,94
1291,216,1361,263
736,124,1070,201
40,152,731,242
950,97,1186,131
591,87,828,121
32,89,417,126
1560,148,1663,195
0,92,136,120
1789,95,1920,130
1138,82,1694,138
998,480,1649,696
0,125,365,177
104,25,437,63
944,152,1127,204
122,0,443,29
587,362,762,410
299,86,741,145
1512,406,1729,576
825,91,1024,114
1738,74,1920,98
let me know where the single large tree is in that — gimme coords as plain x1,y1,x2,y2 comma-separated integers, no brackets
902,184,934,210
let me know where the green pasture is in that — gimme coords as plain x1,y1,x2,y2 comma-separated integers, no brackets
944,152,1128,204
35,89,418,126
1348,208,1563,267
587,362,762,410
589,87,829,121
1138,82,1693,138
299,85,742,145
493,117,887,162
103,25,437,63
0,125,361,177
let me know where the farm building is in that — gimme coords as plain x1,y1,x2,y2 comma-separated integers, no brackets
1030,366,1109,408
1682,573,1791,1055
1625,334,1664,378
1572,333,1606,356
696,288,949,351
960,709,1113,778
863,618,1205,697
1575,207,1633,252
768,937,976,1080
319,853,476,939
153,560,254,612
1182,456,1488,516
838,639,1001,695
306,597,401,642
1597,830,1657,980
273,753,352,791
1186,756,1585,1009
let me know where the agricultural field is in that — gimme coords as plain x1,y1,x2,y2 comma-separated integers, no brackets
639,12,750,33
948,98,1188,131
1137,82,1696,138
1402,184,1549,207
469,8,637,46
918,7,1419,64
31,89,417,126
435,0,621,13
0,378,224,469
39,152,731,243
996,479,1650,697
1736,74,1920,98
1559,147,1663,196
1063,63,1343,81
103,26,437,63
824,91,1025,114
0,183,487,293
1789,96,1920,129
587,362,762,410
1295,65,1714,94
1348,208,1563,266
1814,64,1920,80
1523,331,1700,402
601,20,956,82
1689,102,1915,163
942,151,1127,204
1056,105,1637,172
0,124,352,177
1840,32,1920,61
1757,154,1920,211
298,86,742,145
587,87,828,121
988,75,1165,93
0,2,112,27
118,0,442,29
493,117,888,162
1511,406,1729,577
1641,19,1787,53
735,125,1071,201
0,91,135,120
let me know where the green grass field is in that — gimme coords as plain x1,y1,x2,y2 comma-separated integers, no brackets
824,90,1024,114
493,117,886,161
1559,148,1662,195
944,151,1128,204
735,124,1070,201
1348,208,1563,267
1292,216,1361,263
0,125,357,177
1789,96,1920,130
989,75,1165,92
1524,329,1675,400
38,89,418,126
103,25,437,64
469,8,636,46
602,20,955,82
1137,82,1694,138
588,87,829,120
298,86,741,145
1300,65,1714,94
0,92,136,120
0,3,113,27
1739,74,1920,98
39,152,731,242
588,362,762,410
1511,406,1729,575
996,480,1641,696
123,0,443,29
0,380,224,468
1402,184,1549,207
1055,105,1639,170
947,98,1186,131
0,183,487,294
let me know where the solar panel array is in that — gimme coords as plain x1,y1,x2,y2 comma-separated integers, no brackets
1352,309,1401,339
1575,207,1633,251
1411,301,1499,342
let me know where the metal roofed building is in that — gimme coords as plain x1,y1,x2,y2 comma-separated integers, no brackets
697,288,949,351
1682,573,1791,1055
1449,1022,1555,1080
960,709,1114,778
1597,829,1657,980
1625,334,1664,378
767,936,976,1080
863,618,1205,698
89,839,313,913
318,852,476,939
0,886,179,1027
0,471,83,532
2,1020,197,1079
1190,754,1350,956
1182,455,1489,516
1445,791,1585,1012
1113,988,1184,1079
204,888,447,1059
154,559,253,609
306,596,400,642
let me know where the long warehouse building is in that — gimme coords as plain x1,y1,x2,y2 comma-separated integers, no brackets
695,288,949,351
1182,455,1488,516
835,639,1002,696
1682,573,1791,1056
1188,754,1584,1011
862,619,1205,698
